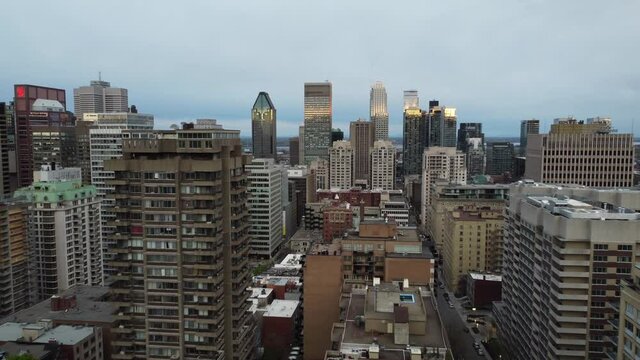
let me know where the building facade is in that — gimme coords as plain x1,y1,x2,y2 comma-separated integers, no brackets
251,92,277,159
370,81,388,141
402,107,427,176
14,167,102,302
73,79,128,120
466,138,486,177
519,119,540,156
289,137,300,165
403,90,419,110
370,140,395,191
420,147,467,225
350,119,374,183
329,140,354,190
457,123,484,153
428,106,457,147
104,123,254,359
303,82,332,163
0,200,29,316
486,142,514,175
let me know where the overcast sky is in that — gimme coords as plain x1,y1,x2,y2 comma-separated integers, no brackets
1,0,639,137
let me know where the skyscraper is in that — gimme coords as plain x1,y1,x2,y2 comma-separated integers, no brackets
13,84,72,187
525,117,633,187
246,158,284,260
303,82,332,163
428,106,457,147
1,102,17,194
289,137,300,165
486,142,515,175
0,103,10,198
298,125,305,164
457,122,484,152
370,81,388,141
519,119,540,156
403,90,419,110
402,105,428,176
14,166,102,301
105,122,254,360
329,140,354,190
465,138,486,177
331,128,344,143
370,140,395,190
73,79,128,119
251,92,277,159
349,119,375,183
0,200,28,316
421,147,467,225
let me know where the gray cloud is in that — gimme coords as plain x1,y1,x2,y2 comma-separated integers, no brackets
1,0,638,137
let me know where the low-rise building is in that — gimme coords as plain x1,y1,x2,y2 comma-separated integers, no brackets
263,300,302,360
467,272,502,309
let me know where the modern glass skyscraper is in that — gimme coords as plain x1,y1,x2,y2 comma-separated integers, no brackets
251,92,277,159
428,106,457,147
402,106,428,176
519,119,540,156
303,82,332,163
403,90,419,110
457,123,484,152
370,81,389,141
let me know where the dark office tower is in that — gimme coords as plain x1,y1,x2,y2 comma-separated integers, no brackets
402,107,428,175
251,91,277,159
519,119,540,156
13,84,74,187
350,119,375,183
457,123,484,152
75,118,93,185
105,121,254,360
428,105,457,147
303,82,332,163
289,137,300,165
0,103,9,198
331,128,344,143
428,100,439,109
486,142,515,175
370,81,389,140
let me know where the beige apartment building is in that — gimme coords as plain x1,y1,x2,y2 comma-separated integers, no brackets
426,182,508,251
495,181,640,360
104,121,254,360
420,147,466,226
525,117,634,187
616,264,640,360
370,140,395,191
329,140,354,190
442,205,503,292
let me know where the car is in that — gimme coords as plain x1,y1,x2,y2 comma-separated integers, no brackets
463,327,470,333
473,341,480,349
448,303,454,308
439,284,445,289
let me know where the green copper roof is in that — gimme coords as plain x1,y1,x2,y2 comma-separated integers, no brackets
14,180,97,203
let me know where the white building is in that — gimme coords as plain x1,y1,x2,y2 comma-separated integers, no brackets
88,112,153,278
329,140,354,190
421,147,466,225
247,158,285,260
370,140,395,191
73,79,129,119
370,81,389,141
14,167,102,301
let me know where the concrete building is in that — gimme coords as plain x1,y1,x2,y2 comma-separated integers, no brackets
428,106,457,147
87,112,154,278
467,273,502,309
104,122,254,360
457,122,484,153
370,81,389,141
329,140,354,190
322,201,355,242
289,137,300,165
310,159,329,191
304,82,332,163
247,158,285,260
316,188,382,208
287,166,315,228
466,137,485,177
324,283,447,360
262,299,301,360
370,140,395,191
73,79,128,120
350,119,375,183
519,119,540,156
486,142,514,175
0,200,28,317
420,147,467,226
251,92,277,159
442,206,504,292
0,103,11,197
379,191,411,228
494,181,640,360
13,84,74,187
525,118,634,187
426,183,508,251
402,107,427,176
615,264,640,360
14,167,102,301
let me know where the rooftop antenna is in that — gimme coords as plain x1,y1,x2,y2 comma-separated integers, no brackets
98,71,102,81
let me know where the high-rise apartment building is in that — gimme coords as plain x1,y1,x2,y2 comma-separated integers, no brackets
457,123,484,153
0,200,28,316
525,118,634,187
495,181,640,360
428,106,457,147
442,206,504,292
14,84,74,187
466,138,485,177
246,158,284,260
310,159,329,191
403,90,419,110
303,82,332,163
14,167,102,302
104,122,254,360
486,142,514,175
0,103,10,198
349,119,375,183
289,137,300,165
370,81,388,141
88,112,154,278
519,119,539,156
73,79,128,119
251,92,277,159
402,107,427,176
616,265,640,360
420,147,466,225
329,140,354,190
370,140,395,191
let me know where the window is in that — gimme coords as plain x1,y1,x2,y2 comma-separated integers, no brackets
594,244,608,250
618,244,632,251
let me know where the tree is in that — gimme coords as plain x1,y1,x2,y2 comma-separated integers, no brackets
8,354,38,360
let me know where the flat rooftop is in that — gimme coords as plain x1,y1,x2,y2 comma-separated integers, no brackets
0,286,115,325
470,272,502,282
528,195,640,220
0,323,94,345
308,241,342,256
263,299,300,318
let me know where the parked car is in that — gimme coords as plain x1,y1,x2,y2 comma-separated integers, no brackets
463,327,470,333
448,302,454,308
473,341,480,349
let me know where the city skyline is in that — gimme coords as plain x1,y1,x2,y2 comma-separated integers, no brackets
1,1,638,137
